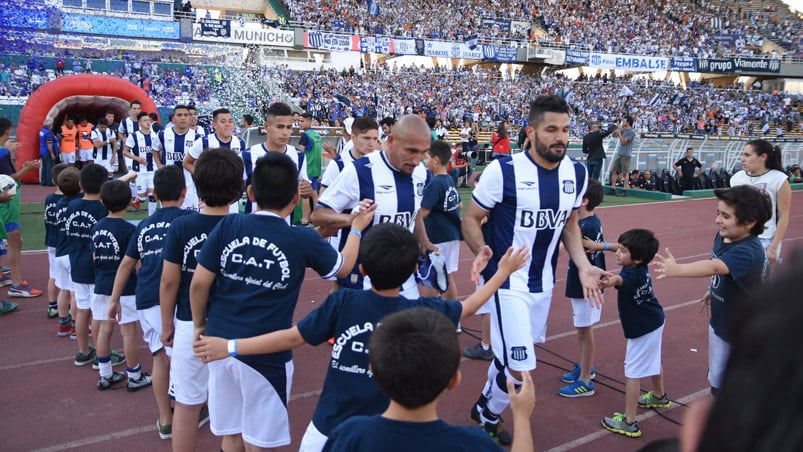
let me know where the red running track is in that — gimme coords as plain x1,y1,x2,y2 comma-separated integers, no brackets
3,188,802,451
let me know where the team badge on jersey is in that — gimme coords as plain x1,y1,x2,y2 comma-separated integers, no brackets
416,182,424,196
511,346,528,361
562,180,575,194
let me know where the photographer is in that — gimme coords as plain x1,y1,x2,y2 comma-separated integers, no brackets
582,120,616,180
450,142,473,188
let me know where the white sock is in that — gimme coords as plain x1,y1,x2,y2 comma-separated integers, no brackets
147,199,156,215
99,359,112,379
129,182,137,198
127,363,142,381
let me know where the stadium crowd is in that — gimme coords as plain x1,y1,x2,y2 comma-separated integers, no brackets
4,0,803,58
3,52,802,138
283,0,532,43
282,0,803,58
535,0,801,57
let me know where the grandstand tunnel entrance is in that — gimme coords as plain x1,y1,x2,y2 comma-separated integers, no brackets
46,96,132,133
15,74,157,184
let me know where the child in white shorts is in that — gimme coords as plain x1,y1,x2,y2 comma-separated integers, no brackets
600,229,669,438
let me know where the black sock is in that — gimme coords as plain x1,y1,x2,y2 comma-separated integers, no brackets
48,301,57,308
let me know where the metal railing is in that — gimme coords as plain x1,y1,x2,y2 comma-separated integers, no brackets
597,135,803,177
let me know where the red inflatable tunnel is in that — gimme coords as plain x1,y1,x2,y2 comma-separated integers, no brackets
16,75,157,184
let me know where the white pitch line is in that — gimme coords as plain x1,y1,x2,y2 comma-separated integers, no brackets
31,425,158,452
544,388,710,452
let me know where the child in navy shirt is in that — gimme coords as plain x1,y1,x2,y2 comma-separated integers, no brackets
190,152,376,451
91,177,151,392
415,140,462,300
654,185,771,396
110,164,193,440
66,164,126,368
600,229,666,438
559,179,606,398
323,307,535,452
44,163,68,320
53,167,81,339
160,149,243,451
194,223,529,451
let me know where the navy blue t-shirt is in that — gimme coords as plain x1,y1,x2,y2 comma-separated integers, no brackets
54,193,82,257
323,416,503,452
296,290,462,436
421,174,462,244
0,147,15,176
162,212,226,322
197,212,343,365
126,207,193,310
616,265,664,339
709,233,767,342
566,214,606,299
65,198,107,284
91,217,137,296
44,192,63,248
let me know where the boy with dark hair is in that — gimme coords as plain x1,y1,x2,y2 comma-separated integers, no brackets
189,152,376,451
415,140,462,300
322,307,535,452
91,178,151,391
241,102,312,214
193,223,528,451
53,167,81,334
654,185,771,396
559,179,606,398
110,164,192,440
65,164,125,368
298,112,322,225
45,163,68,320
600,228,666,438
160,149,243,451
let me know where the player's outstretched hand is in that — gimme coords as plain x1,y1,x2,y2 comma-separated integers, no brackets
508,371,535,419
350,199,376,232
580,265,611,309
470,245,493,286
653,247,678,280
498,245,530,276
194,335,228,363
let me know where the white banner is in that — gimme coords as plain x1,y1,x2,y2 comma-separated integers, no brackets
192,23,294,47
588,52,668,72
423,40,483,59
392,38,418,55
